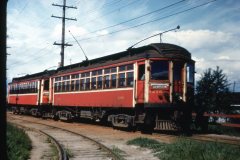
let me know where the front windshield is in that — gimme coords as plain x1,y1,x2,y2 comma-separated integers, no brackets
151,61,169,80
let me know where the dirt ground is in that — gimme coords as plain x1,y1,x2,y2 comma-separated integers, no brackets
25,130,54,160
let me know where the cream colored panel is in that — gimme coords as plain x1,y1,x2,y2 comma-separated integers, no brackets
183,63,187,102
145,59,150,103
169,61,173,103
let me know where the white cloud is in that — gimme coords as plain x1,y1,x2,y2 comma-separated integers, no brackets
96,30,108,35
164,30,235,51
67,25,88,36
217,56,230,60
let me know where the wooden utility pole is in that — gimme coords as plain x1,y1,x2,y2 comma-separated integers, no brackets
0,0,7,159
52,0,77,67
233,81,236,93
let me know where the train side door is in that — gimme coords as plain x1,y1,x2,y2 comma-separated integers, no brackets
137,63,145,103
40,79,50,104
173,62,184,100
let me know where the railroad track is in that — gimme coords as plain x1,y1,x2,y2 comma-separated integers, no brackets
11,123,68,160
8,115,122,160
8,112,240,158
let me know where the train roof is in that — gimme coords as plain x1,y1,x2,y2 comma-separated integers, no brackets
10,43,193,82
55,43,192,75
11,70,56,83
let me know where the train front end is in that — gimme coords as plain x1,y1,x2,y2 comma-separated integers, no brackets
135,43,195,132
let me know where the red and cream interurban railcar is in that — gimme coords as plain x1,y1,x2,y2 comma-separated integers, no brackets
8,43,195,131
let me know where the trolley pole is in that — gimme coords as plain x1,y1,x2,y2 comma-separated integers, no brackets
52,0,77,67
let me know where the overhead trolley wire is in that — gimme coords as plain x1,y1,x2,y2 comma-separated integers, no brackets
72,0,217,42
82,0,124,15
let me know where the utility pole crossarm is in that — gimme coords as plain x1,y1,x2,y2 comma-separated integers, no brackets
53,42,73,46
51,15,77,21
52,3,77,9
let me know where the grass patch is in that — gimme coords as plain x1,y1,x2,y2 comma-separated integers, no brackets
208,124,240,137
45,137,51,143
48,143,59,160
7,123,32,160
42,137,59,160
111,146,126,160
65,148,74,158
127,137,240,160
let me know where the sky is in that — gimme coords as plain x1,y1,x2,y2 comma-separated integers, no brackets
7,0,240,91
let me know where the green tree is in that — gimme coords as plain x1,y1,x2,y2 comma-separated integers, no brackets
195,67,230,129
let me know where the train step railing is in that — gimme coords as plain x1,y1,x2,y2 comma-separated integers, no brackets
155,120,177,130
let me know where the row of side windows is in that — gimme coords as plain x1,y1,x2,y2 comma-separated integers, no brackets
9,81,38,94
54,72,134,92
54,64,133,82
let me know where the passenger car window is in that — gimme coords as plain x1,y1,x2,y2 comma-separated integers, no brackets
104,75,110,88
127,72,134,86
97,76,102,89
85,78,90,90
91,77,96,89
111,74,117,88
119,73,125,87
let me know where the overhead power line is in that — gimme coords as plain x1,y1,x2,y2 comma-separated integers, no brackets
8,0,30,28
8,45,56,69
18,0,30,15
8,44,53,67
82,0,124,15
81,0,140,26
72,0,217,42
83,0,186,37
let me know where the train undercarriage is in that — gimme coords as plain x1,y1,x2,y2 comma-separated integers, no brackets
10,102,192,134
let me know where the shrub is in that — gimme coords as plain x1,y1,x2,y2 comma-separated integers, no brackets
7,123,31,160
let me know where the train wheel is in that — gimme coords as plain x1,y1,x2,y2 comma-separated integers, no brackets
178,109,192,136
51,114,59,121
141,113,155,134
51,109,59,121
